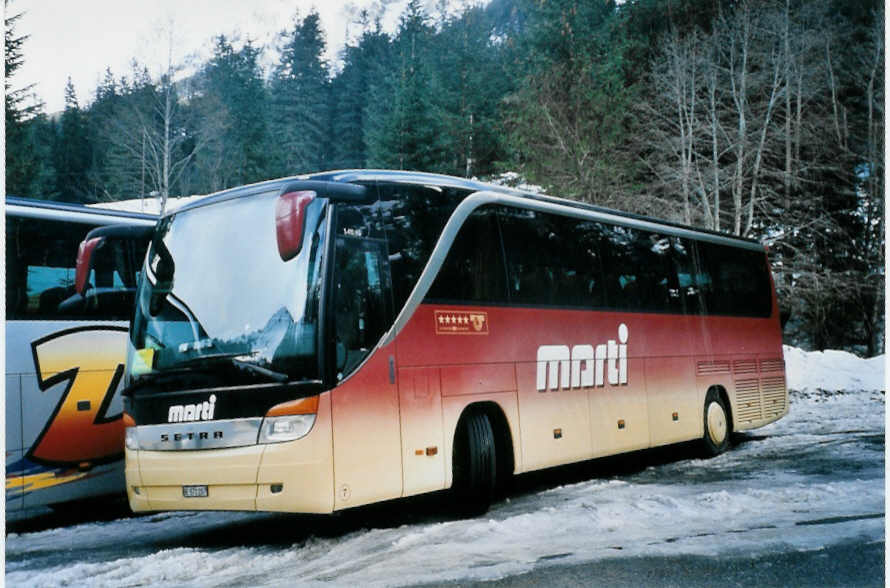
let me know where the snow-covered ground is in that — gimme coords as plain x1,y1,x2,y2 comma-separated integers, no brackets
6,347,884,586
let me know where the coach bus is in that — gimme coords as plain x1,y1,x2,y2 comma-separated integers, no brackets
6,197,155,516
102,170,787,515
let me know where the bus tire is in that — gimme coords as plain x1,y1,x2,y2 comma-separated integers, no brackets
702,389,731,456
452,410,497,516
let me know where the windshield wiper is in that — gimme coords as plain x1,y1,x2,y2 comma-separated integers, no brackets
229,358,289,383
172,352,289,383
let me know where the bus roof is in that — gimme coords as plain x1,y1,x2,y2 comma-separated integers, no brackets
6,196,158,225
168,170,763,247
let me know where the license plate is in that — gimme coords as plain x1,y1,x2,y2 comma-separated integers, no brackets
182,485,208,498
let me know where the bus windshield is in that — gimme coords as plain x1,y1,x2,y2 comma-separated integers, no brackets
128,191,328,386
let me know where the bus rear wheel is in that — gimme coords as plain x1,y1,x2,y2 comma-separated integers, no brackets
702,389,731,456
452,410,497,516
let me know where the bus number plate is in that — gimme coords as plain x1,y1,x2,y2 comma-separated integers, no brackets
182,485,208,498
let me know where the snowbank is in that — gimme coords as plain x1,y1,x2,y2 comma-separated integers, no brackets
784,345,885,393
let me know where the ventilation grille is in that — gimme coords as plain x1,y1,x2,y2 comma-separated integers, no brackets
733,360,758,375
735,379,762,423
697,361,731,375
761,376,787,416
760,358,785,373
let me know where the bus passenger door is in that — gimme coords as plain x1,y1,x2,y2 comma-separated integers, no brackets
330,231,404,509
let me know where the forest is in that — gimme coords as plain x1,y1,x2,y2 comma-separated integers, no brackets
4,0,883,355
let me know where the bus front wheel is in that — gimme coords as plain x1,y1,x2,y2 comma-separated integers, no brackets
702,389,731,456
452,410,497,515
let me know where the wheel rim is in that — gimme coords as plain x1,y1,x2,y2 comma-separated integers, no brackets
706,402,727,446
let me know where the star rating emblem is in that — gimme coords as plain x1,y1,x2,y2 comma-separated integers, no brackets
434,310,489,335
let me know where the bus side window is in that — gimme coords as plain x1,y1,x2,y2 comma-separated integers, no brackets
333,201,394,379
698,241,771,317
600,225,643,311
333,236,391,379
380,185,466,314
497,208,606,309
572,220,607,309
6,215,149,321
6,217,82,320
6,218,27,317
498,208,551,305
600,225,676,313
426,207,507,304
672,237,712,315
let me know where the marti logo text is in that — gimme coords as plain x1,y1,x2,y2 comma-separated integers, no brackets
168,394,217,423
536,324,629,391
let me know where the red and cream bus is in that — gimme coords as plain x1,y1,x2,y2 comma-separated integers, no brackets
105,171,787,515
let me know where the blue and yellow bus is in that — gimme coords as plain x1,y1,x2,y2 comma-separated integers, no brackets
6,197,154,517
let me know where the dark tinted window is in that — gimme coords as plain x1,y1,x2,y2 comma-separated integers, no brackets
599,224,677,313
379,184,469,312
333,202,394,379
426,207,507,303
697,241,771,317
672,237,711,315
498,208,606,308
6,216,143,320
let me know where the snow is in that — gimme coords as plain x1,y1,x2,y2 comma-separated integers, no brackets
6,347,885,586
89,195,206,215
783,345,885,394
485,172,545,194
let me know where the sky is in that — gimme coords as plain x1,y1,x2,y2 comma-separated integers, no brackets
10,0,422,115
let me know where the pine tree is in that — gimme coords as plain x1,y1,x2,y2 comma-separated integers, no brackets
86,68,132,200
503,0,639,205
269,11,331,175
5,1,54,198
432,5,514,177
367,0,445,171
52,78,93,202
197,36,271,190
329,12,391,169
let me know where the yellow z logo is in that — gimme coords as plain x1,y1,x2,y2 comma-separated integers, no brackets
29,326,128,466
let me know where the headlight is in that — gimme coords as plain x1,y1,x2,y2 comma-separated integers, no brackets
258,414,316,443
125,426,139,450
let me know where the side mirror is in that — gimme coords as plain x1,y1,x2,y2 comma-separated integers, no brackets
74,223,154,297
276,190,316,261
75,236,105,295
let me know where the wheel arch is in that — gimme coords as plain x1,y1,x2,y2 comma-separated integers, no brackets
452,401,515,493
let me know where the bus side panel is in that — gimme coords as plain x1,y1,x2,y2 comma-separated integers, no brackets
692,315,787,431
589,356,649,458
645,357,700,445
6,374,24,511
516,360,592,470
692,316,784,359
331,342,403,510
7,321,128,510
398,366,447,497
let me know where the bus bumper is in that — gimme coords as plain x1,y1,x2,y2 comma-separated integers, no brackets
126,417,334,514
